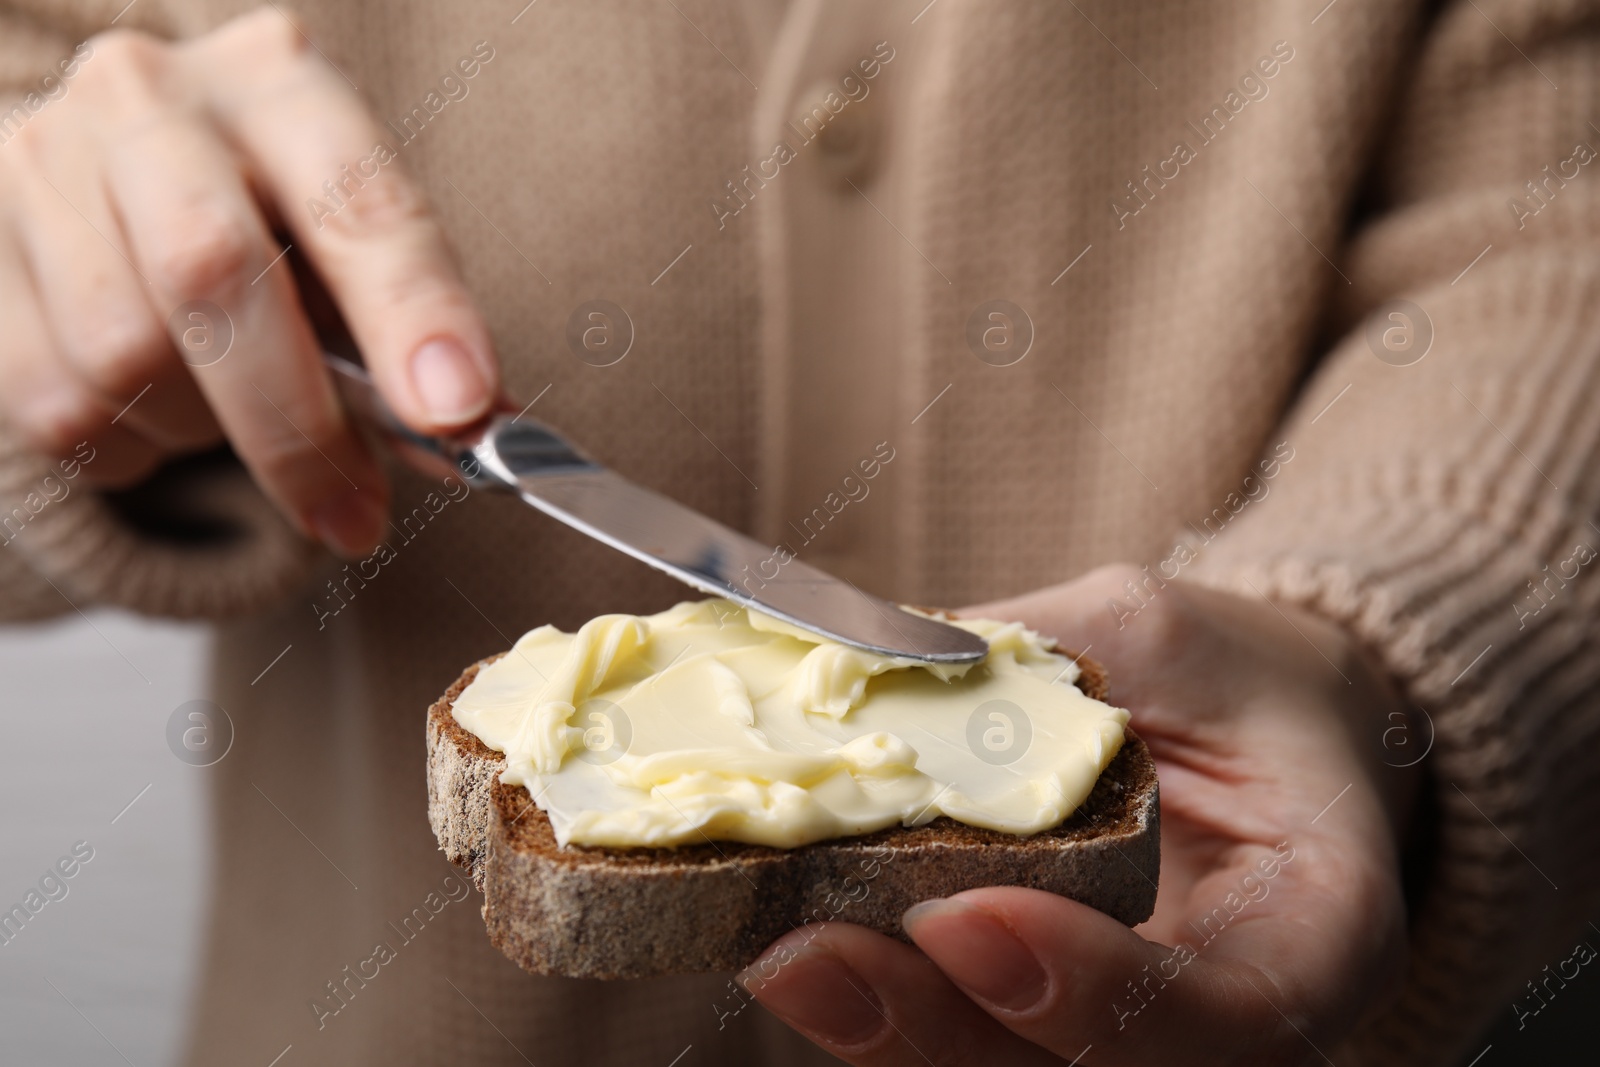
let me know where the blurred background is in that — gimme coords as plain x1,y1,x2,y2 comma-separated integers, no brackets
1,613,209,1065
2,614,1596,1064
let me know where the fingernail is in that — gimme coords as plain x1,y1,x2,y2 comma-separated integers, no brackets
748,947,885,1047
903,898,1047,1012
409,337,491,425
309,489,386,559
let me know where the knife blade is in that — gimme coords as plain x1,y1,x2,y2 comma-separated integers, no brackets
325,354,988,664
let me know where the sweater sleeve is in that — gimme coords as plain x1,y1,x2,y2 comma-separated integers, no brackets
0,8,319,622
1186,2,1600,1063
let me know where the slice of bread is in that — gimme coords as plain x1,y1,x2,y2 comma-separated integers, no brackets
426,650,1160,980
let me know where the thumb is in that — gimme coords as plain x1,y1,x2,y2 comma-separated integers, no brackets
900,885,1309,1066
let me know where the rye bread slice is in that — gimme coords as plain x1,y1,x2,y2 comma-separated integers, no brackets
426,650,1160,980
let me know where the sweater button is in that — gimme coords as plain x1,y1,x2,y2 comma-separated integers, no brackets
792,81,875,184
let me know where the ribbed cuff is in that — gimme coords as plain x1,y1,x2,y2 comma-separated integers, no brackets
0,430,320,622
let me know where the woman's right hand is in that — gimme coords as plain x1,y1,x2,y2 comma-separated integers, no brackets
0,7,500,556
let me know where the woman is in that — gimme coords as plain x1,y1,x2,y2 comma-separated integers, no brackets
1,1,1595,1063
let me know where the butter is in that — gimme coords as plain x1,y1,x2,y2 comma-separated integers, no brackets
450,599,1129,849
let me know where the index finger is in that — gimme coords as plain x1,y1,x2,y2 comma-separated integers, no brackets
185,10,500,433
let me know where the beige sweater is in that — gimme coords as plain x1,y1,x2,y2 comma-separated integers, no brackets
4,0,1599,1063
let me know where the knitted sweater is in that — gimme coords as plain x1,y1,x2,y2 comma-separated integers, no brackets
2,1,1597,1063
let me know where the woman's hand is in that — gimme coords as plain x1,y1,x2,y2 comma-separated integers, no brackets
0,8,499,556
746,564,1421,1065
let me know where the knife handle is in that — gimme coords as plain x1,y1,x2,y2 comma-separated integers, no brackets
321,352,506,489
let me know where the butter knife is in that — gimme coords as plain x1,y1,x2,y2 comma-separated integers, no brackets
324,354,988,665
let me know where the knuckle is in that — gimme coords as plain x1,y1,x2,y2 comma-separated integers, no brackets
1091,562,1146,590
226,7,311,62
9,386,103,457
65,313,167,399
321,171,432,235
81,30,168,97
148,212,255,298
246,408,348,495
377,269,477,322
2,117,49,167
0,98,67,170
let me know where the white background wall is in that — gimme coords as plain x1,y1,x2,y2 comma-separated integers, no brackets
0,612,211,1066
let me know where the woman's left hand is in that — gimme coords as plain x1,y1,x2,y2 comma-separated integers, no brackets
744,565,1422,1066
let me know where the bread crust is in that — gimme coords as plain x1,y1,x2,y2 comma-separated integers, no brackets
427,651,1159,979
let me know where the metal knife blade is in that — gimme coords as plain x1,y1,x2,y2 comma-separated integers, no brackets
325,355,988,664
